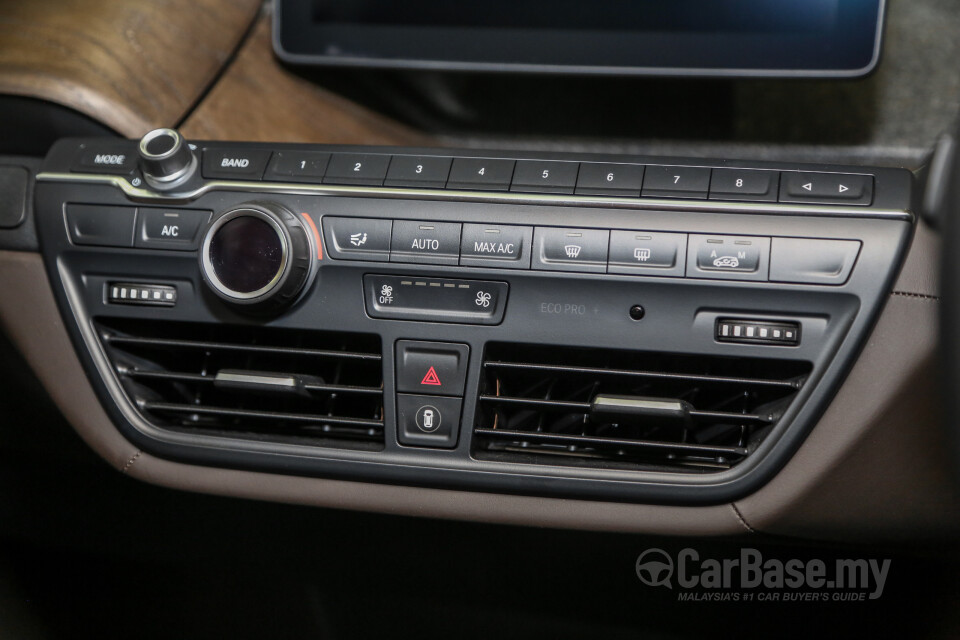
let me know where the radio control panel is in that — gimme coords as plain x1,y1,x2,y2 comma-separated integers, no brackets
32,131,914,504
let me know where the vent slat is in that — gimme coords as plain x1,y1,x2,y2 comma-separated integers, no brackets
474,428,748,458
104,334,381,361
475,343,809,472
483,360,800,389
97,319,385,450
478,395,774,425
124,368,383,396
141,402,384,429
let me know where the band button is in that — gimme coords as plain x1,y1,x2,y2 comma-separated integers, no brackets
201,148,270,180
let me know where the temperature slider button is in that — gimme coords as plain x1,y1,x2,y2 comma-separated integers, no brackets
364,275,508,325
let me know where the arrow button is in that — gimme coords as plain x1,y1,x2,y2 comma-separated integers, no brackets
781,171,871,204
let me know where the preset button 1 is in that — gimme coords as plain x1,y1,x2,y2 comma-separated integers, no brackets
264,151,330,182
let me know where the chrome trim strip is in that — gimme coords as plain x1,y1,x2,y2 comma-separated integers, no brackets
36,172,912,221
215,371,298,388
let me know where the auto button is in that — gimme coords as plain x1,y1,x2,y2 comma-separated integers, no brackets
390,220,461,265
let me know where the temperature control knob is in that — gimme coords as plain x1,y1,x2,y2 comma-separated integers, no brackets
138,128,197,190
199,203,315,311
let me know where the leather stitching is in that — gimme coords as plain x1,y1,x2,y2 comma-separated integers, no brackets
730,503,756,533
120,450,142,474
891,291,941,301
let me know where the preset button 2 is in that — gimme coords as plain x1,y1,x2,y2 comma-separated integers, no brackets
323,153,390,186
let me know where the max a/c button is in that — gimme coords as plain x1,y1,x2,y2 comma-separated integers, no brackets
396,340,470,396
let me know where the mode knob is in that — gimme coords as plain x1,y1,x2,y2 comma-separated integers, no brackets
138,128,197,190
199,202,316,311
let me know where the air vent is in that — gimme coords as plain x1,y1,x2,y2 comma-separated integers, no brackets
474,343,811,472
96,318,384,450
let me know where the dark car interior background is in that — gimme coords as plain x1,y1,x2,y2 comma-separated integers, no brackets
1,1,960,638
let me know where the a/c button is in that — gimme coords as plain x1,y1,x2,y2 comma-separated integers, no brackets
135,208,211,251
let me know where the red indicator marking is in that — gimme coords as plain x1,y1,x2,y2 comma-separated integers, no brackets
300,213,323,260
421,367,442,386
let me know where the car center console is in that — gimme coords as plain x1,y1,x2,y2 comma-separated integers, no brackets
32,129,914,504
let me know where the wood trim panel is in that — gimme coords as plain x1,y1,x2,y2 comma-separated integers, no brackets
180,17,430,146
0,0,262,136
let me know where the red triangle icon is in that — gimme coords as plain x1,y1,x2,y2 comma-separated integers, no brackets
420,366,442,386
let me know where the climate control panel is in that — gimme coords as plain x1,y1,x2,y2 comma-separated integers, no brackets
31,131,915,504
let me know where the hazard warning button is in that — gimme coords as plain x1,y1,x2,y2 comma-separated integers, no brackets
395,340,470,396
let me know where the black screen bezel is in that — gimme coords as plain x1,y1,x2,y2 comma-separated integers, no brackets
273,0,886,78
